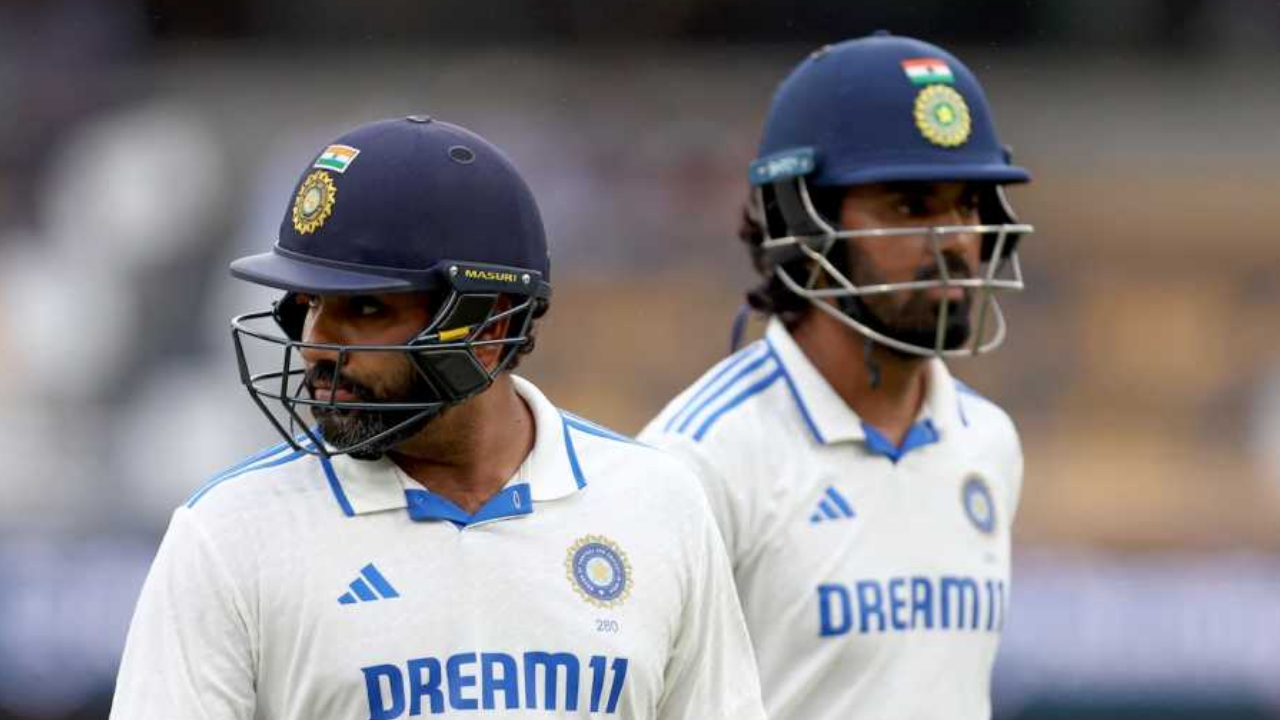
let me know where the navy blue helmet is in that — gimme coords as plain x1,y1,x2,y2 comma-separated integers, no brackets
230,117,551,457
748,33,1033,357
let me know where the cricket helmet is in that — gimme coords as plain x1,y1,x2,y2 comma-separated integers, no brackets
749,32,1033,356
229,116,551,457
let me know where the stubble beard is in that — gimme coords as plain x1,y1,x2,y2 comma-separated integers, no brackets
842,246,975,356
306,359,441,460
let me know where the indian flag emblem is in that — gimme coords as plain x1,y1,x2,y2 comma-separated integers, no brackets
313,144,360,174
901,57,954,86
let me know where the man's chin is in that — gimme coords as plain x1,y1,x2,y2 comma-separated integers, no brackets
863,308,972,354
312,409,441,459
879,324,971,354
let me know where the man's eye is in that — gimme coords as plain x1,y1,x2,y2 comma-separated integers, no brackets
296,294,320,309
895,198,929,217
352,298,383,316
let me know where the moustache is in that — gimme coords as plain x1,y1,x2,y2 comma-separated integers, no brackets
916,254,975,284
303,361,378,402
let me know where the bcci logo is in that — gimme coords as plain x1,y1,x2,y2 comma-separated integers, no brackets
566,535,632,608
913,84,971,148
961,475,996,535
292,170,337,235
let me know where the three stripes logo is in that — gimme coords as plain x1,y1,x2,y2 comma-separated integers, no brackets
338,563,400,605
809,486,856,524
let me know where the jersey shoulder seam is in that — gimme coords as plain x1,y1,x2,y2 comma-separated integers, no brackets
184,442,311,509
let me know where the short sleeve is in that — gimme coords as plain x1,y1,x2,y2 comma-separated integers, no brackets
655,496,766,720
110,508,256,720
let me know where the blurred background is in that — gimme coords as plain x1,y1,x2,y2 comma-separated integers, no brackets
1,0,1278,717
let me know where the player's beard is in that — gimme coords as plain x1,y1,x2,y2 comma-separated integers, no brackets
838,244,975,356
304,357,442,460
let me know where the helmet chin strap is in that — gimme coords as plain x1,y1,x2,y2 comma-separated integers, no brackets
832,289,884,390
863,335,882,391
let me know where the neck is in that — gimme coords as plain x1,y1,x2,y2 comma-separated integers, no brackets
388,374,535,515
788,310,932,447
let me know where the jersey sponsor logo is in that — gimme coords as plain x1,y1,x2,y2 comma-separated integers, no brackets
817,575,1007,636
961,474,996,535
362,651,629,718
338,563,400,605
809,486,856,523
566,535,632,608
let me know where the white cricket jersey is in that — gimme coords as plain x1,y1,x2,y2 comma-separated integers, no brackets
639,319,1023,720
112,376,765,720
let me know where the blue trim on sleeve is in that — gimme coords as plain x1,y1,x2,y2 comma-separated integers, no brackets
665,343,770,434
185,442,290,506
210,441,291,480
678,351,775,434
693,368,784,441
562,412,638,445
320,455,356,517
186,446,305,507
764,338,826,444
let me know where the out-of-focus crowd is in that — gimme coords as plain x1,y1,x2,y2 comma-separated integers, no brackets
2,1,1279,718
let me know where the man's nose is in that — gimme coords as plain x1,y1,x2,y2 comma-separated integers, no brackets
297,302,345,367
932,205,981,254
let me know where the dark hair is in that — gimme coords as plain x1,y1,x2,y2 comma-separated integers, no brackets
738,184,845,328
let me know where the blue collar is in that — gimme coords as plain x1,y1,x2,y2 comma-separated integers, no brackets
320,377,595,518
404,483,533,527
763,319,964,457
860,419,940,463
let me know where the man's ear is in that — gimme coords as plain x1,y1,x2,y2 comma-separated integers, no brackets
472,295,514,372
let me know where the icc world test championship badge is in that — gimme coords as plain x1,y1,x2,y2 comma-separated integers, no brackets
914,84,971,148
292,170,337,235
566,535,633,608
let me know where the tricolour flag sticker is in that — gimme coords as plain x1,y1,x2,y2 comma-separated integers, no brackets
901,57,954,86
313,144,360,174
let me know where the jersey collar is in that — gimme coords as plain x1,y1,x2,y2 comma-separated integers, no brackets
322,375,585,520
765,317,965,447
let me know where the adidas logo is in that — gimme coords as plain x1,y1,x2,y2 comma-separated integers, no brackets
809,486,856,523
338,563,400,605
